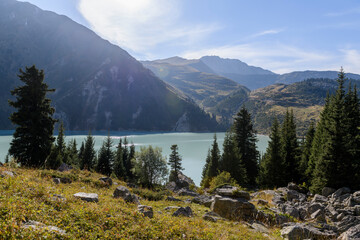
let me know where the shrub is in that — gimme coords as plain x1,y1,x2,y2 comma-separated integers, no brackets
209,171,237,191
132,188,171,201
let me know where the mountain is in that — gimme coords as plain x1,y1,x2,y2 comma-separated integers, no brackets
0,0,219,131
141,58,249,112
276,70,360,84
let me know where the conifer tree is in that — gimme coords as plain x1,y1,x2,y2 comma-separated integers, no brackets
233,106,259,185
168,144,184,182
114,138,126,179
281,109,300,183
81,131,96,170
78,142,85,163
299,122,315,184
206,134,221,178
67,139,79,166
258,118,285,188
56,122,66,158
9,66,56,167
221,131,247,185
96,135,114,176
200,149,211,187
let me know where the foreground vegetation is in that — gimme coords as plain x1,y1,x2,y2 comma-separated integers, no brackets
0,167,281,239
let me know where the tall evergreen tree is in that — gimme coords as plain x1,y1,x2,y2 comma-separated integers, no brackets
168,144,184,182
281,109,300,183
78,142,85,163
8,66,56,167
200,149,211,187
81,131,96,170
221,131,247,185
258,118,285,188
96,135,114,176
233,106,259,185
67,139,79,166
298,122,315,184
56,122,66,158
114,138,126,179
310,68,360,192
206,134,221,178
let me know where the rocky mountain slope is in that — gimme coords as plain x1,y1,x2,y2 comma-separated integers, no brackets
0,0,219,131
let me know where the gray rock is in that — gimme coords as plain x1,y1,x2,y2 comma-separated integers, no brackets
172,206,193,217
165,172,195,192
250,222,270,234
50,194,66,202
282,204,300,219
215,185,250,200
164,206,180,211
166,196,182,202
59,177,72,184
272,195,286,206
177,188,198,197
138,205,153,218
311,209,326,222
322,187,336,197
326,205,339,220
307,203,325,216
57,163,72,172
73,192,99,202
211,195,257,221
203,211,222,222
22,220,66,235
287,190,306,202
191,195,213,207
113,186,140,204
333,187,352,199
1,170,15,177
312,194,328,204
99,177,112,186
336,215,360,232
354,205,360,216
53,178,61,184
275,214,291,226
338,224,360,240
256,199,269,206
287,182,304,193
281,223,337,240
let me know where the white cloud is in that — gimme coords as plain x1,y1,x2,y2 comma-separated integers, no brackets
249,29,284,39
341,49,360,74
181,43,341,74
325,8,360,17
78,0,219,54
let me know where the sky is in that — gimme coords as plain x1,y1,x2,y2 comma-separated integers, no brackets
18,0,360,74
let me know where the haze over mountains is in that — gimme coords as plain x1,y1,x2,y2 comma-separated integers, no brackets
2,0,360,134
0,0,219,131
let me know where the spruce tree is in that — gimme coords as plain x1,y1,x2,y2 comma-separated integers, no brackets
114,138,126,179
233,106,259,185
96,135,114,176
258,118,285,188
67,139,79,166
56,122,66,159
281,109,300,183
78,142,85,163
206,134,221,178
221,131,247,185
8,66,56,167
299,122,315,184
81,131,96,170
168,144,184,182
200,149,211,187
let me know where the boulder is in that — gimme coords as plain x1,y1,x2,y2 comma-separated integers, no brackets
22,220,66,235
99,177,112,186
211,195,257,221
172,206,193,217
166,196,182,202
138,205,153,218
164,206,180,211
332,187,351,199
53,178,61,184
166,172,195,192
307,203,325,216
312,194,328,204
322,187,336,197
281,223,337,240
177,188,198,197
287,190,306,202
73,192,99,202
281,204,300,219
311,209,326,222
57,163,72,172
287,182,305,193
336,215,360,232
202,211,222,222
113,186,140,204
191,195,213,208
352,191,360,204
256,199,269,206
338,224,360,240
249,222,270,234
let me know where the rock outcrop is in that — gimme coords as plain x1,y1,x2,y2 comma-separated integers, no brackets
113,186,140,205
73,192,99,202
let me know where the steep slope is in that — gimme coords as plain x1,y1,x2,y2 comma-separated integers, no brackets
276,70,360,84
0,0,219,131
141,58,249,112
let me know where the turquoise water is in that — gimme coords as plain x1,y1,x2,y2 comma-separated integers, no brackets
0,131,269,185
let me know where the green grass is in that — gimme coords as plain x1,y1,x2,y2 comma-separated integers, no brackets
0,167,281,239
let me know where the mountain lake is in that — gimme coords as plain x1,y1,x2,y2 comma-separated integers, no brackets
0,131,269,185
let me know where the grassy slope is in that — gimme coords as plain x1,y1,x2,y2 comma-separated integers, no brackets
0,167,281,239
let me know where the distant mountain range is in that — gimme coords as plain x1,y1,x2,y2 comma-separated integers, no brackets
0,0,219,131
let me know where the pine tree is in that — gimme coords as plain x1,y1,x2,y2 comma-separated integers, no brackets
200,149,211,187
78,142,85,163
206,134,221,178
168,144,184,182
258,118,285,188
233,106,259,185
8,66,56,167
221,131,247,185
114,138,126,179
67,139,79,166
81,131,96,170
281,109,300,183
56,122,66,158
96,135,114,176
298,122,315,184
